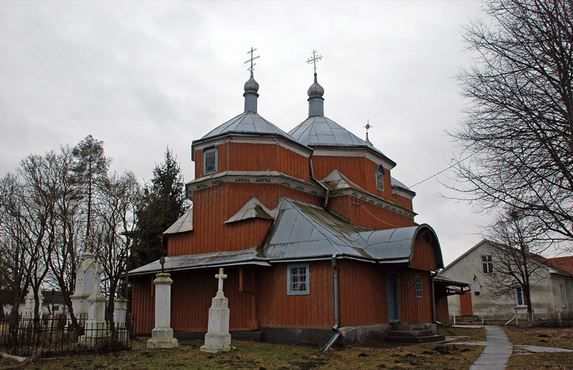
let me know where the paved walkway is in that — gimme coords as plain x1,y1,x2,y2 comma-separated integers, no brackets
469,325,512,370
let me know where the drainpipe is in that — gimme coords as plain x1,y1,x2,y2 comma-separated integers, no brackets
321,254,341,351
309,159,330,208
430,271,437,323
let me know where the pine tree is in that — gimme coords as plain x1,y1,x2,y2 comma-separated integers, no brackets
130,149,185,268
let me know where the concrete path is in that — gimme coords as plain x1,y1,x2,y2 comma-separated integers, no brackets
469,325,512,370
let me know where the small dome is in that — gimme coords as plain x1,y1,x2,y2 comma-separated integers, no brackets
244,74,259,94
307,74,324,98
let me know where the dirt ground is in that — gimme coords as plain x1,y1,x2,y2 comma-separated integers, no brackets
505,326,573,370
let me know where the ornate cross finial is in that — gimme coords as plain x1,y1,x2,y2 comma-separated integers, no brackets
215,267,228,296
306,49,323,74
364,120,373,142
244,47,260,74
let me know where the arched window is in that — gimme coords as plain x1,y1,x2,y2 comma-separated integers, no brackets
376,164,385,191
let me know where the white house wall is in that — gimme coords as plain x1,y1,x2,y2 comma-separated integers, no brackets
442,241,568,320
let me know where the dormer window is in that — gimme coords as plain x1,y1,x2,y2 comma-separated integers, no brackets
204,147,218,175
376,164,385,191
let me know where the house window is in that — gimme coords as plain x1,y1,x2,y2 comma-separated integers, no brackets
204,147,218,174
482,255,493,273
287,264,309,295
375,164,385,191
415,276,423,299
560,285,567,309
515,287,525,306
53,305,59,312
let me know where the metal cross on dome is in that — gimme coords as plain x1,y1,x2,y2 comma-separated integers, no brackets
307,49,323,74
244,47,260,73
364,120,373,141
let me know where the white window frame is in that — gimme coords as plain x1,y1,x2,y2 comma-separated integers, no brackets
482,255,493,273
287,263,310,295
375,164,385,191
204,147,218,174
515,287,526,307
415,276,423,299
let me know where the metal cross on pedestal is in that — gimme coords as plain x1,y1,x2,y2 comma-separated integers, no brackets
244,47,260,73
215,267,228,295
364,120,373,142
306,49,323,74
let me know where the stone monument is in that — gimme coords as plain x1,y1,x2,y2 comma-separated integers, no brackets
201,268,232,353
147,257,178,349
71,252,99,321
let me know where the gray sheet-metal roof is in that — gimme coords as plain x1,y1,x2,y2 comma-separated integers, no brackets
128,248,270,276
163,207,193,235
288,116,393,164
225,197,276,224
391,177,416,196
197,111,295,143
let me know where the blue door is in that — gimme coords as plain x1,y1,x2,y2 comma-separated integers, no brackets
387,273,400,322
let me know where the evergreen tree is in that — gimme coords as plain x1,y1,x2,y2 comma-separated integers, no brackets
130,149,185,268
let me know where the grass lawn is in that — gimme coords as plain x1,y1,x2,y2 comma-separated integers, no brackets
0,336,484,370
504,326,573,349
505,326,573,370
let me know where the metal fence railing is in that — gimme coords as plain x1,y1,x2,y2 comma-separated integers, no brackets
0,316,131,357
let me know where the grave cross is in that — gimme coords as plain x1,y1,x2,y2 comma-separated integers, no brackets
306,49,323,74
215,267,228,295
244,47,260,73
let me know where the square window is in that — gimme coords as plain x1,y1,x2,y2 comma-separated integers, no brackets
482,255,493,273
287,264,310,295
204,148,218,174
415,276,423,299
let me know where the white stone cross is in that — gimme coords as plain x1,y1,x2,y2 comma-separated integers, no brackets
215,268,227,295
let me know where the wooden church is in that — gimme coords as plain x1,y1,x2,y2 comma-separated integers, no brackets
129,51,446,344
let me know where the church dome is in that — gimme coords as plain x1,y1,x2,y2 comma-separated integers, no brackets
244,74,259,94
307,80,324,99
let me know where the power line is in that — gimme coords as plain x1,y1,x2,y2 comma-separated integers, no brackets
409,152,476,188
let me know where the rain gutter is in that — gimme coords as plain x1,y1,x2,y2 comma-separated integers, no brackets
310,159,330,208
322,254,341,352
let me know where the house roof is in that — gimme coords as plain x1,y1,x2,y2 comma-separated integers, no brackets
130,198,443,275
164,207,193,235
547,256,573,275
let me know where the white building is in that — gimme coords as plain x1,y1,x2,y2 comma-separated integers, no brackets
440,240,573,321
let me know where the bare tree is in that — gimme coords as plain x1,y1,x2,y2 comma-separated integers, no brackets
485,209,552,323
452,0,573,244
92,171,140,335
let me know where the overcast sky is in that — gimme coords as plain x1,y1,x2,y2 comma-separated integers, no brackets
0,0,495,264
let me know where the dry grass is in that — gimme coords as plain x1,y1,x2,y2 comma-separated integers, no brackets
508,353,573,370
504,326,573,349
438,325,486,341
0,338,484,370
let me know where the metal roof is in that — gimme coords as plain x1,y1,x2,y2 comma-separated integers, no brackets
391,177,414,193
128,248,270,276
163,207,193,235
225,197,276,224
196,111,296,144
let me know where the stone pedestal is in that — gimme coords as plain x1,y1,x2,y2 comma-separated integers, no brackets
201,293,232,353
201,268,231,353
147,272,178,349
79,292,108,346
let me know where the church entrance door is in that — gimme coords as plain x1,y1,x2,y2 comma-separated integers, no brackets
387,273,400,322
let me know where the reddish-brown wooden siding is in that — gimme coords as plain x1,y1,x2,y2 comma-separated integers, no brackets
194,143,309,180
257,262,333,328
338,261,387,326
434,284,450,323
409,230,440,271
131,277,154,336
392,194,413,210
396,269,432,323
328,196,414,230
169,183,322,256
170,268,257,332
313,156,392,200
